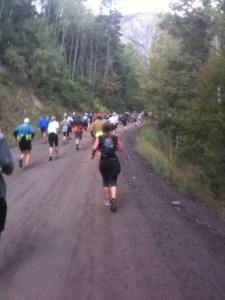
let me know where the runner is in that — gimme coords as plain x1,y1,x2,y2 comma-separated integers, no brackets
89,113,93,129
38,114,49,144
82,113,89,136
47,116,59,161
72,115,83,150
0,131,14,240
71,112,77,123
90,113,105,157
13,118,35,168
121,113,129,132
67,113,73,140
61,113,70,145
90,113,104,140
108,112,118,134
132,111,138,127
91,122,123,212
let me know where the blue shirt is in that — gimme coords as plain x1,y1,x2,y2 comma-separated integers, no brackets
38,117,49,129
14,124,35,139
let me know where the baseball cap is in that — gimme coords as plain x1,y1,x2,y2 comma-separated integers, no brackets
96,113,102,119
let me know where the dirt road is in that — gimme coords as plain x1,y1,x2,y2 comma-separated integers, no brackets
0,125,225,300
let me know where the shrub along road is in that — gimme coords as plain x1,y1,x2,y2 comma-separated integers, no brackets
0,125,225,300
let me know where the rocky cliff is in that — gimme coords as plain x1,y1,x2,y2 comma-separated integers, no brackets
120,12,159,57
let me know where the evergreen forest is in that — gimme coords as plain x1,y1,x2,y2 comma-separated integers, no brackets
0,0,225,212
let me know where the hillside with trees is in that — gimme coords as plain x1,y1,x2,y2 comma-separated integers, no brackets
139,0,225,213
0,0,145,133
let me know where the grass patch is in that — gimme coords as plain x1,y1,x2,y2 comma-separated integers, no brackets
137,125,225,216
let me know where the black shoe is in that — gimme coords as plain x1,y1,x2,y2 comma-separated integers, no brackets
19,159,23,168
110,198,117,212
76,144,79,150
49,156,52,161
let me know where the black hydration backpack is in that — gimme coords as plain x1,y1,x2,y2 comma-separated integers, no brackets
99,135,118,157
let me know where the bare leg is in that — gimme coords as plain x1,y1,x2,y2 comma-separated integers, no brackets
18,151,25,168
111,186,117,199
20,151,25,160
103,187,110,199
75,138,79,149
25,151,31,167
49,147,53,156
43,132,46,143
55,146,59,157
110,186,117,212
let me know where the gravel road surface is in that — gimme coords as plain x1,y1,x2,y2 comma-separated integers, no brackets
0,125,224,300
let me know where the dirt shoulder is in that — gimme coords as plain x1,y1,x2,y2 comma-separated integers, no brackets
121,126,225,238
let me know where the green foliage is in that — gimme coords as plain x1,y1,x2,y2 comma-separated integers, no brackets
0,0,146,112
176,52,225,200
137,125,187,190
138,1,225,212
4,47,26,70
116,43,144,111
0,0,36,57
161,0,212,63
141,31,197,122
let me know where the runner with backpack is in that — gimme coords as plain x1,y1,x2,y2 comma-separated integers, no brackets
71,115,84,150
91,122,123,212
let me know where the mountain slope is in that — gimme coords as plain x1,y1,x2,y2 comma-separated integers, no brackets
120,13,159,57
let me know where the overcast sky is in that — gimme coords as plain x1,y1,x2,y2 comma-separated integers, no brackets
85,0,172,15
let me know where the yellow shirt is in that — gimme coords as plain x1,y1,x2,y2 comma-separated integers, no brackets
91,119,104,137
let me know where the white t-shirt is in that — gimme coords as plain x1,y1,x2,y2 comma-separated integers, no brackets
108,115,118,125
48,121,59,134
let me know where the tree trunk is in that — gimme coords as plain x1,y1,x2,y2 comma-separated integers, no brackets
0,0,5,19
92,43,98,92
89,31,93,84
166,121,173,161
72,27,80,81
79,29,86,78
8,6,13,23
104,28,111,80
69,28,75,67
61,25,68,55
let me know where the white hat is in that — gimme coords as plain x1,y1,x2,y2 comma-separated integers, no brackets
24,118,30,124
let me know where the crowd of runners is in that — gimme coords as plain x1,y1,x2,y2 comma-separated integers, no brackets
12,111,145,212
0,109,146,237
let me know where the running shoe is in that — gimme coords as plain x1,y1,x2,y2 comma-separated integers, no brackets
18,158,23,168
104,199,111,206
110,198,117,212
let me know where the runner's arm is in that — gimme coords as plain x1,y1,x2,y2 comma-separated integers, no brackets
91,137,100,159
0,135,14,175
116,138,123,152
